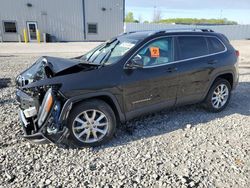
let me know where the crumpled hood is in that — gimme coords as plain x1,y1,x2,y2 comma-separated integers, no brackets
16,56,97,87
44,56,81,74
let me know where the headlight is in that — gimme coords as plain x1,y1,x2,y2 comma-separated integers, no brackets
38,88,54,127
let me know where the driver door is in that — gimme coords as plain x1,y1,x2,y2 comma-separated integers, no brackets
122,37,179,119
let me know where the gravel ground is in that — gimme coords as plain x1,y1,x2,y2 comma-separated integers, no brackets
0,41,249,188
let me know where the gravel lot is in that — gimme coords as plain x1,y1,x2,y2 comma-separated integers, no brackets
0,41,249,188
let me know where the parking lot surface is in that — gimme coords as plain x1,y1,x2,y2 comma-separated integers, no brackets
0,41,249,187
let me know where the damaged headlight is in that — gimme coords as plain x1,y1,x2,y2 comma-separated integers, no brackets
38,88,54,127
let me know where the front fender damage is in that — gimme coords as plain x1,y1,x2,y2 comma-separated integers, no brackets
15,56,99,147
17,86,71,147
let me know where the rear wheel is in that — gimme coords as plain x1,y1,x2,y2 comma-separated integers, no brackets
68,99,116,147
204,79,231,112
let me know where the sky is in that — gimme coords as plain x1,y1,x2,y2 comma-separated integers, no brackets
125,0,250,24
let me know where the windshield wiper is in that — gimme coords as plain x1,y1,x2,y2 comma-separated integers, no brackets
99,40,120,67
88,38,118,63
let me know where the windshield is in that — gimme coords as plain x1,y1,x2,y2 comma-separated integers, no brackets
80,38,139,65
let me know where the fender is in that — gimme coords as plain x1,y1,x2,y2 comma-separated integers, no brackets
202,70,235,99
58,91,126,124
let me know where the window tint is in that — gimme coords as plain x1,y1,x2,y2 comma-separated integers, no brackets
178,36,208,60
4,21,17,33
207,37,225,53
135,37,173,67
88,23,97,34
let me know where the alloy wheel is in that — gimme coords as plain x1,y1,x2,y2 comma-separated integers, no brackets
211,84,229,109
72,109,109,143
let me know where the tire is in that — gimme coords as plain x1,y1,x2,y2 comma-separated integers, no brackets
204,78,231,112
67,99,116,147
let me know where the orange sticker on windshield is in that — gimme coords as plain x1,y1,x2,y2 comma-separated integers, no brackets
150,47,160,58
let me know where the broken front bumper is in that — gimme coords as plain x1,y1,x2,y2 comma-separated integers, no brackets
19,109,50,144
17,89,69,145
19,107,69,145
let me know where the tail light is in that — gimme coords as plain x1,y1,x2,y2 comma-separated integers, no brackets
235,50,240,57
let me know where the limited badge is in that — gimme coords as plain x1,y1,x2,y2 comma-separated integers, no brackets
150,47,160,58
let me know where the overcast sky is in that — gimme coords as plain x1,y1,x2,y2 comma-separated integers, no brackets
125,0,250,24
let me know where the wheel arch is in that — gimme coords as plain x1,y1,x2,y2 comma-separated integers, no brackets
215,73,234,88
203,71,234,100
59,92,126,125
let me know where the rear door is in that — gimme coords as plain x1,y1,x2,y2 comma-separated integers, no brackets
175,35,212,105
122,37,179,119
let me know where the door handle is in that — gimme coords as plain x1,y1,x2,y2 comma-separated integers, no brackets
166,67,178,73
207,60,218,65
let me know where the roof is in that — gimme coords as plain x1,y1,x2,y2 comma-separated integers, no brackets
119,28,217,41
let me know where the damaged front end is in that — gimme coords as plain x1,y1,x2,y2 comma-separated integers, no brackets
16,56,97,145
16,87,68,144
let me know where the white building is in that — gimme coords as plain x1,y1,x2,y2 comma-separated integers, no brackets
0,0,125,42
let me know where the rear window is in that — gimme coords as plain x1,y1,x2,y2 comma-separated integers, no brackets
206,37,226,54
178,36,209,60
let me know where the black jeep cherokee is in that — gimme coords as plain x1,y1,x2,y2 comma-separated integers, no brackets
16,29,239,147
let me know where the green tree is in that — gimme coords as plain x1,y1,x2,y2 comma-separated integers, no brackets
156,18,237,25
125,12,135,23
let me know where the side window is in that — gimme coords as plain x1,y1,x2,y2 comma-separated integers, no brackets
207,37,226,54
178,36,208,60
135,37,173,67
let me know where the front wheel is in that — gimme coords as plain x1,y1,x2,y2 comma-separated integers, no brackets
68,99,116,147
204,79,231,112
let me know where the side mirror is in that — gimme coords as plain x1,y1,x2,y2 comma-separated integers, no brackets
125,55,143,69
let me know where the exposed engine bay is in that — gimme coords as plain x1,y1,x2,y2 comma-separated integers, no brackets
16,56,98,145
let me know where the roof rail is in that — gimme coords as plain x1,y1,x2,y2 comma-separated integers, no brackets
120,28,214,37
122,30,158,36
154,28,214,35
199,28,214,32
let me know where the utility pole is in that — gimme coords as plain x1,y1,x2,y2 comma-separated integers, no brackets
220,9,223,20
